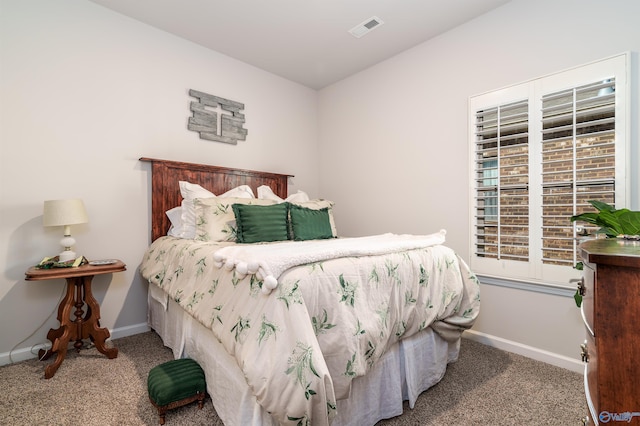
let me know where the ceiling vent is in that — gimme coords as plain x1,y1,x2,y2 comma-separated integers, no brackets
348,16,384,38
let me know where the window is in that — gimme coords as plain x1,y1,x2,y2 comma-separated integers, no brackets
470,53,629,287
474,99,529,262
540,80,616,267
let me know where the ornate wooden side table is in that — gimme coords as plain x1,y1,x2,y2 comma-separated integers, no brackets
25,260,126,378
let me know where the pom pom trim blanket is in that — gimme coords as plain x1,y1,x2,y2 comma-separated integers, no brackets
212,230,448,294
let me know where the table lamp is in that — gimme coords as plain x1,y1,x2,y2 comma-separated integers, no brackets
43,199,89,262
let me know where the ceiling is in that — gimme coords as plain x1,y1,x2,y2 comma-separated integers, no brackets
89,0,511,90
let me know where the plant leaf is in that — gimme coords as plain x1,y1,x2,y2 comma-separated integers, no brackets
596,210,625,236
618,211,640,235
589,200,617,213
570,212,599,224
574,289,582,308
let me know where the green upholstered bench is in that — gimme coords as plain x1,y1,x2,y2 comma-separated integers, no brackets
147,358,207,425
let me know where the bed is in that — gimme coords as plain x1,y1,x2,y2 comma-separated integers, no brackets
138,157,480,426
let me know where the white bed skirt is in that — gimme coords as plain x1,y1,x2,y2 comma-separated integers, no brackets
148,285,460,426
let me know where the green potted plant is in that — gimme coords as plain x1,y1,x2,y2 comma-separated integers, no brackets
570,200,640,238
570,200,640,306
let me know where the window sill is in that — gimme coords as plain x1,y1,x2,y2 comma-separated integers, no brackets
476,274,576,298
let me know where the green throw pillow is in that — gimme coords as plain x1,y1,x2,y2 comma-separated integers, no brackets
232,203,290,243
289,204,334,241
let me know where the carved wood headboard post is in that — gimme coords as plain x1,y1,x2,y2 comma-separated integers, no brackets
140,157,292,242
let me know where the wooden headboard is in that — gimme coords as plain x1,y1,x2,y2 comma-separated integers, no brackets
140,157,292,242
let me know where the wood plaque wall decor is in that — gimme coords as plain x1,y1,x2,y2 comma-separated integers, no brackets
187,89,248,145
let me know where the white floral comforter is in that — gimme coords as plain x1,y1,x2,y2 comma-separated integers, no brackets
140,236,480,426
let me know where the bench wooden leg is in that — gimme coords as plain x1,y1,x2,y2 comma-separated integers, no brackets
157,407,167,425
197,392,205,409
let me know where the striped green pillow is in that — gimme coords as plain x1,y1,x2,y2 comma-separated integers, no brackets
289,204,334,241
232,202,290,243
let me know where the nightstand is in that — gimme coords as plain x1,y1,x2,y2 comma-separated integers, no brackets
25,260,126,379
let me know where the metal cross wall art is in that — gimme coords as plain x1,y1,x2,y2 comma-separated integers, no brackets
188,89,248,145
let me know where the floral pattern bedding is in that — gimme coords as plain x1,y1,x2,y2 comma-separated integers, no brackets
140,236,480,425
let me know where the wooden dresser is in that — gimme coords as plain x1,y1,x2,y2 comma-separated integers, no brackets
579,239,640,425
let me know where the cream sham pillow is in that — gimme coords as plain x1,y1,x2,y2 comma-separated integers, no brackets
179,181,255,239
193,197,275,242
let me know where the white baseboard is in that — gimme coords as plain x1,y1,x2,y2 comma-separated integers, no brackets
463,329,584,373
109,322,150,340
0,322,150,367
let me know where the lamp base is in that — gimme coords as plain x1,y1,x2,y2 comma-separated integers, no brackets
59,234,77,262
58,249,78,262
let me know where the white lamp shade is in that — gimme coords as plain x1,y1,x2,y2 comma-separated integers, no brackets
43,199,89,227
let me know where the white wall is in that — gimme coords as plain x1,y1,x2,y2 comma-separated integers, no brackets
318,0,639,367
0,0,318,360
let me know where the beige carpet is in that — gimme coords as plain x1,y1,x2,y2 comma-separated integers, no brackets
0,332,585,425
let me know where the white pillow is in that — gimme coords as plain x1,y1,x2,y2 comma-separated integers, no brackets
257,185,310,203
287,191,311,203
257,185,281,201
221,185,255,199
178,181,255,239
180,181,215,200
179,182,214,238
165,206,183,238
